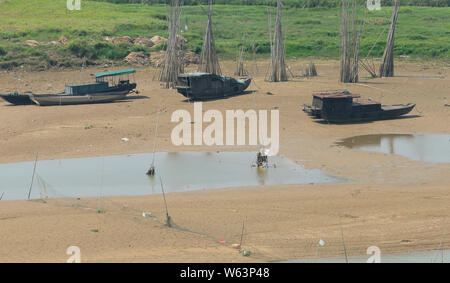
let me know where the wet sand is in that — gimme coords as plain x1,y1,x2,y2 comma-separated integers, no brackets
0,59,449,262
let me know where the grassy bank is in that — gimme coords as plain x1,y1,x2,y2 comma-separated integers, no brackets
0,0,448,70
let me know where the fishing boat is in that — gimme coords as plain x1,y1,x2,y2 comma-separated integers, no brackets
303,91,415,123
175,72,251,100
2,69,137,106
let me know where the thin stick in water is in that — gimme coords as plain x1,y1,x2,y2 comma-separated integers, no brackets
159,175,171,227
28,150,39,200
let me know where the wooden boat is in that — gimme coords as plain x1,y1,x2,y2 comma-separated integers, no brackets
176,72,251,100
303,91,415,123
2,69,137,106
0,93,34,105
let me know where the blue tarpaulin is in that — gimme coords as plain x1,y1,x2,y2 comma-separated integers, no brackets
91,69,136,79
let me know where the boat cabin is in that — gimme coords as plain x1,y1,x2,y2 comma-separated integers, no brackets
65,82,109,95
176,72,251,100
91,68,137,87
178,73,240,91
65,69,137,95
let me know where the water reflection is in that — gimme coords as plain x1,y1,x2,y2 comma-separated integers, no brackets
337,134,450,163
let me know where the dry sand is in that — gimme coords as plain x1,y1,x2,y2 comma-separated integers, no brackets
0,59,449,262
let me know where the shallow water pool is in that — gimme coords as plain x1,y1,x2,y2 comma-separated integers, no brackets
0,152,342,201
336,134,450,163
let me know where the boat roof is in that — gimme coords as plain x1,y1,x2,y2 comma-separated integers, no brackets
91,69,136,79
313,91,360,99
179,72,214,78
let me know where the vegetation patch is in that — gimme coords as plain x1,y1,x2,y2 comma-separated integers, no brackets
0,1,448,70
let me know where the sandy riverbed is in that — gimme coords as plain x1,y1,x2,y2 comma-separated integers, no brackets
0,59,449,262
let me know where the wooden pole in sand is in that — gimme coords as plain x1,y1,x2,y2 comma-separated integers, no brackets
239,217,246,249
339,213,349,263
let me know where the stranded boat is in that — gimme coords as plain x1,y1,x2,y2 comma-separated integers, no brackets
303,91,415,123
175,72,251,100
1,69,137,106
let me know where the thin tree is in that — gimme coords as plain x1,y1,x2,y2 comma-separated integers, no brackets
160,0,184,88
340,0,363,83
379,0,400,78
198,0,221,75
268,0,288,82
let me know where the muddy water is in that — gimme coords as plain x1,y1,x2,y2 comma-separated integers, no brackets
0,152,342,200
337,134,450,163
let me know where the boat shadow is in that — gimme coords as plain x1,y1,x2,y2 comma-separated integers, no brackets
313,114,422,125
180,90,256,103
119,95,150,101
357,81,389,85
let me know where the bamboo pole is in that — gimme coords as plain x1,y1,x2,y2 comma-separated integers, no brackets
268,0,288,82
339,0,363,83
305,62,318,77
379,0,400,78
198,0,221,75
160,0,184,88
235,34,248,76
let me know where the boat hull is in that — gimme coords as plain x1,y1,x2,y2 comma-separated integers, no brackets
322,103,416,123
30,91,129,106
0,94,34,105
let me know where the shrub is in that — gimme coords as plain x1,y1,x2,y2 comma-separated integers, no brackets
0,46,7,56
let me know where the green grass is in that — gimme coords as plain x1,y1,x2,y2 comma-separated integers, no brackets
0,0,448,69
